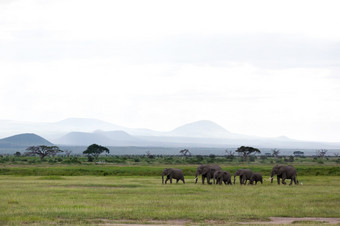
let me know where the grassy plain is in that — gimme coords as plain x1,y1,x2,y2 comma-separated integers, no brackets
1,167,340,225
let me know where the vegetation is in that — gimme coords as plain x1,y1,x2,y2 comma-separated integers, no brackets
0,149,340,224
83,144,110,161
25,145,63,160
0,175,339,225
0,153,339,167
235,146,261,160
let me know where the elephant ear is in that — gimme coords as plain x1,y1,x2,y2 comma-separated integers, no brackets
202,168,210,175
166,170,173,176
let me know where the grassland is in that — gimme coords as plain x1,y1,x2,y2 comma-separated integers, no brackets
1,164,340,225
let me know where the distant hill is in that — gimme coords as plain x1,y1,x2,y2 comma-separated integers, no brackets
54,118,125,131
0,133,53,148
1,118,340,150
55,131,143,146
167,120,253,139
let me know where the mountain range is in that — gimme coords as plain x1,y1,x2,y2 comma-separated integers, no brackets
0,133,52,148
0,118,340,150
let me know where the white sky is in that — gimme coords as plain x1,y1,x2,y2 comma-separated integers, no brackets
1,0,340,142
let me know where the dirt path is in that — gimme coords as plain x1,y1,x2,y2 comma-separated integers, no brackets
94,217,340,225
240,217,340,225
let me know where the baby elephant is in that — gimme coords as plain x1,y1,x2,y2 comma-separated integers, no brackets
162,168,185,184
213,170,232,185
249,172,263,185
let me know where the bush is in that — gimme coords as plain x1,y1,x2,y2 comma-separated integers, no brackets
288,156,294,162
87,156,94,162
249,156,256,162
317,159,324,164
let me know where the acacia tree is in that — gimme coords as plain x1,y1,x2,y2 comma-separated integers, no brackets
83,144,109,160
179,149,191,158
25,145,63,160
225,149,235,160
235,146,261,161
316,149,328,159
271,149,280,158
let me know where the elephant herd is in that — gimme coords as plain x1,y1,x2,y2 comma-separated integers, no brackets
162,164,299,186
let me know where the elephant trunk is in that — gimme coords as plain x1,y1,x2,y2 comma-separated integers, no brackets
233,174,236,184
162,173,165,184
270,171,274,183
195,170,199,184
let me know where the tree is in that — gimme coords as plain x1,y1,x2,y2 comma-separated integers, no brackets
64,150,72,157
235,146,261,160
83,144,109,160
179,149,191,158
14,151,21,157
271,149,280,158
316,149,328,159
225,149,235,160
25,145,63,160
146,151,154,159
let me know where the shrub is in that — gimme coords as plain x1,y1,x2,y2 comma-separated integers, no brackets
249,156,256,162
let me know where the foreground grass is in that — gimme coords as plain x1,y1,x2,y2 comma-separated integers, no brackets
1,175,339,225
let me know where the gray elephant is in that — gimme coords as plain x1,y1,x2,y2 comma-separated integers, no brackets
195,164,222,184
271,165,298,185
213,170,232,185
162,168,185,184
234,169,253,185
249,172,263,185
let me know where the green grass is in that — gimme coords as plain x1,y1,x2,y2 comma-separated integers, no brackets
1,164,340,176
0,175,339,225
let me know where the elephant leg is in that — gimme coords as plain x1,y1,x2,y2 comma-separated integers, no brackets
289,178,293,186
207,175,212,185
176,179,179,183
277,176,280,185
170,176,173,184
202,176,206,184
282,176,287,185
182,178,185,184
165,176,169,184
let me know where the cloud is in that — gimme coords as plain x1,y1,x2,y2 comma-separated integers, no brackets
1,0,340,142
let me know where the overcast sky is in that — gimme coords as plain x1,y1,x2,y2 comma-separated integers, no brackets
1,0,340,142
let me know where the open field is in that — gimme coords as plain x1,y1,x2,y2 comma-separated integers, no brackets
1,165,340,225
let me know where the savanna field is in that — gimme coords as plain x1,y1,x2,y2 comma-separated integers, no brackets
1,156,340,225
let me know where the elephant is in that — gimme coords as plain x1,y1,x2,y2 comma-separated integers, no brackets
234,169,253,185
271,165,298,185
162,168,185,184
249,172,263,185
213,170,232,185
195,164,222,184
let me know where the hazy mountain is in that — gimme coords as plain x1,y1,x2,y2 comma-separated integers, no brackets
55,130,144,146
0,118,128,140
55,132,113,146
0,133,53,148
94,130,139,142
1,118,340,150
54,118,125,131
167,120,253,139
